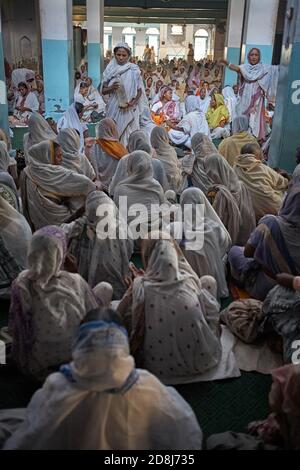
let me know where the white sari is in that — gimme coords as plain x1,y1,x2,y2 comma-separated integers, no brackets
102,57,144,146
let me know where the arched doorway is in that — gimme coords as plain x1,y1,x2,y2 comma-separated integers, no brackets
145,27,160,62
194,28,208,60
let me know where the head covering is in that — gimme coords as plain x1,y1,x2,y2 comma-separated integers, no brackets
185,95,201,113
128,130,152,154
95,118,128,160
25,71,35,82
9,225,97,377
131,234,222,381
179,187,231,298
0,194,32,272
114,151,164,232
232,115,249,134
206,93,229,129
57,104,86,151
150,126,182,192
203,153,241,195
24,112,57,152
191,133,217,159
0,141,13,172
4,312,203,449
113,42,132,56
93,282,113,307
57,128,95,179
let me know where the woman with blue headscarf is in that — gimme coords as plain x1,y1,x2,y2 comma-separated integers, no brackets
3,308,203,450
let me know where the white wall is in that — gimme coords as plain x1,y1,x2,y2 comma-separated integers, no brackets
2,0,40,68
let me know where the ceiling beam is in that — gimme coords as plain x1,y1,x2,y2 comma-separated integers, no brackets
73,0,228,9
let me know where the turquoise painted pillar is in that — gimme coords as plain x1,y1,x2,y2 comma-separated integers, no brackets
0,7,9,134
269,0,300,173
224,0,245,86
87,0,104,89
242,0,279,65
39,0,74,121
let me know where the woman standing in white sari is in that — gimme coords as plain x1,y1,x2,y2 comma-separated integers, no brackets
221,48,279,140
101,43,144,146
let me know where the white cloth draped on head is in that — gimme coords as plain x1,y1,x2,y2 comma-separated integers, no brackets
131,236,222,383
114,150,165,234
109,138,169,196
203,154,256,245
180,133,216,194
4,319,203,450
102,50,144,146
178,187,231,299
232,115,249,134
0,194,32,271
234,153,288,221
0,142,15,172
222,86,238,122
150,126,182,193
62,190,133,299
57,128,95,180
21,141,96,230
23,112,57,164
8,226,97,379
57,104,88,152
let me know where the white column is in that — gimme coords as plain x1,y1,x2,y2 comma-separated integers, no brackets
0,7,8,133
159,24,168,59
39,0,73,120
242,0,279,64
112,26,123,50
224,0,245,85
136,28,145,59
87,0,104,87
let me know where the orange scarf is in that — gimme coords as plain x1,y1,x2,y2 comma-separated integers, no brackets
96,139,127,160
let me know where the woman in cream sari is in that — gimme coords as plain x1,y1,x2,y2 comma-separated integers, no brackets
101,43,144,146
20,140,96,231
118,234,222,384
61,191,133,299
175,188,231,299
234,143,288,221
23,112,57,164
218,115,258,167
150,126,182,193
57,128,95,180
203,153,256,245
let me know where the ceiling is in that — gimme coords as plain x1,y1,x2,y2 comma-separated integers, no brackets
73,0,228,25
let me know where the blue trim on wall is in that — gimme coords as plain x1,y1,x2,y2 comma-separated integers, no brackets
224,47,240,87
245,44,273,65
41,39,74,120
0,35,9,133
269,42,300,173
88,42,102,88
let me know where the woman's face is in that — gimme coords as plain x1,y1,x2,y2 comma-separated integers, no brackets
156,80,163,91
146,77,152,87
80,86,89,97
163,89,173,101
210,97,217,109
36,82,43,93
200,88,206,99
54,145,63,165
162,70,167,78
85,77,92,87
249,49,260,65
115,48,129,65
18,85,28,97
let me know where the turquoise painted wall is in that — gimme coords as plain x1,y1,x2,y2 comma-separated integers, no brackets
0,35,9,133
269,42,300,173
41,39,74,120
88,42,102,88
224,47,240,86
